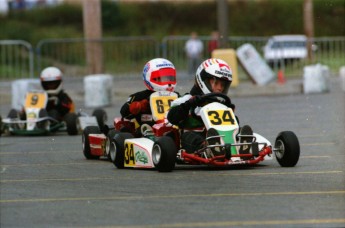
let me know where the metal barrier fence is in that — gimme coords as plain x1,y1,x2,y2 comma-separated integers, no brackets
0,40,34,79
1,36,344,79
36,36,159,78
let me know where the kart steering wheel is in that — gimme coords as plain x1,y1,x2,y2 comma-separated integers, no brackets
190,93,233,120
200,93,232,107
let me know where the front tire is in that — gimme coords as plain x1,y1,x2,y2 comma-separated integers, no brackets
105,129,119,161
274,131,300,167
65,112,78,135
152,136,177,172
82,126,101,159
110,132,133,169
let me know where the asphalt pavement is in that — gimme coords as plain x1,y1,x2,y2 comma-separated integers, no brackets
1,72,345,227
1,71,305,117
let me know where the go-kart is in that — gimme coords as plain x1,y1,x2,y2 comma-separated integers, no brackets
83,92,300,172
151,93,300,172
82,91,179,163
1,90,107,136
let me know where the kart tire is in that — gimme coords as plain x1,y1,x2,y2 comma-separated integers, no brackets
82,126,101,159
274,131,300,167
152,136,177,172
92,109,107,131
110,132,134,169
7,109,19,118
35,109,49,129
48,109,60,121
7,109,20,130
105,129,119,161
0,115,2,136
64,112,78,135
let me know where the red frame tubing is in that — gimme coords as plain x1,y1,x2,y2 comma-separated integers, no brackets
114,117,135,133
181,146,272,166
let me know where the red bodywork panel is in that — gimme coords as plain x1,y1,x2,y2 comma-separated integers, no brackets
89,134,106,156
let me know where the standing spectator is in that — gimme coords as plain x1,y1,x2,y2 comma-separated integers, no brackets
208,31,219,57
185,32,203,77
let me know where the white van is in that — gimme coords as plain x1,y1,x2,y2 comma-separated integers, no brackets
263,35,308,63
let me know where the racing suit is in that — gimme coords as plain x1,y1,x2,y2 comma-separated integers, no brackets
46,90,74,120
167,84,236,153
120,89,155,127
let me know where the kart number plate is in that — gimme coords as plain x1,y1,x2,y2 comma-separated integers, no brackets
124,142,149,167
25,92,47,109
149,91,178,121
150,96,176,121
207,110,236,126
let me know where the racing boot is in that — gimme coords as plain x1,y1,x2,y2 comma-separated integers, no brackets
238,125,254,156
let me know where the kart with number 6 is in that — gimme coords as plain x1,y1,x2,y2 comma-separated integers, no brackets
82,91,179,163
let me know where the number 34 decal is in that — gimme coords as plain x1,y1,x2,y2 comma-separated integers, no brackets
208,110,236,126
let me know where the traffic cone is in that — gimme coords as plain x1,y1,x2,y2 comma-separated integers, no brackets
277,70,286,84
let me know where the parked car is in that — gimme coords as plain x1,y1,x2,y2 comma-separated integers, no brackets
263,35,308,64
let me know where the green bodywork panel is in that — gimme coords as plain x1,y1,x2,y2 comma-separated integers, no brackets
218,129,238,155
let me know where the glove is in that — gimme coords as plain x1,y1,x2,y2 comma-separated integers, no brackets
229,103,235,111
129,99,149,115
185,95,203,107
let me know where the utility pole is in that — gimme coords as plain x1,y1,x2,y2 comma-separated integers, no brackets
82,0,103,74
303,0,314,62
217,0,229,48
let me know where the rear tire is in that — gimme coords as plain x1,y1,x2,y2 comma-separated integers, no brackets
64,112,78,135
92,109,107,131
274,131,300,167
152,136,177,172
82,126,101,159
110,132,133,169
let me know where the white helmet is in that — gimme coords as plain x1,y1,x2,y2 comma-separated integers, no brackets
142,58,176,92
195,58,232,95
40,67,63,95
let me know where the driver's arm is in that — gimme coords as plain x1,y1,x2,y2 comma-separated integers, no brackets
167,95,193,125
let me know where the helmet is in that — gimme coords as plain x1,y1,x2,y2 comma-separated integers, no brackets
195,58,232,95
40,67,63,95
142,58,176,92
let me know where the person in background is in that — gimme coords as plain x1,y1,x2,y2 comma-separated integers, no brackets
185,31,204,77
207,31,219,57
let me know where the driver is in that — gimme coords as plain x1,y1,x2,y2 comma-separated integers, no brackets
167,58,252,153
120,58,179,134
40,66,75,120
6,66,74,122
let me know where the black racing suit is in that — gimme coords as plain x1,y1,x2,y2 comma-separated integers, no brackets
120,89,155,126
167,85,237,153
46,90,74,120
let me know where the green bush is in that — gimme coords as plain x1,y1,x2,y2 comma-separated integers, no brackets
1,0,343,43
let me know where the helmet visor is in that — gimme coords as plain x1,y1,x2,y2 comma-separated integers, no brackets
208,77,231,94
41,80,61,91
201,69,231,94
151,68,176,85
